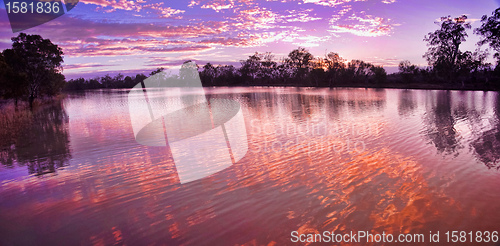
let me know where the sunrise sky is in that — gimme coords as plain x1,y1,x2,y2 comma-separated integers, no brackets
0,0,499,79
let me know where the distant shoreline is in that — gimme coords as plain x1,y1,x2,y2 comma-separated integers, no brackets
62,83,499,93
219,83,498,91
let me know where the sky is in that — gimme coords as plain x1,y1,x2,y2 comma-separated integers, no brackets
0,0,499,79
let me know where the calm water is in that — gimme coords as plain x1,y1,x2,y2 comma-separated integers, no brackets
1,87,500,245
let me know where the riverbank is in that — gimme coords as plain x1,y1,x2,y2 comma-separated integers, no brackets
238,75,499,91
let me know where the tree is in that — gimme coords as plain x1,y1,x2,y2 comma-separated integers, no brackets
240,52,263,84
398,60,419,74
423,15,471,80
285,47,314,81
398,60,420,83
370,65,387,84
179,60,200,84
100,74,113,88
325,52,345,71
200,63,216,86
2,33,64,108
258,52,277,84
455,49,491,86
286,47,313,69
0,53,28,106
456,49,490,75
217,65,239,85
475,8,500,66
324,52,346,87
346,60,373,83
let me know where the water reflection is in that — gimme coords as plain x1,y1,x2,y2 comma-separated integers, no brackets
471,93,500,169
1,88,500,245
0,101,71,175
398,89,417,117
417,90,500,169
421,91,462,155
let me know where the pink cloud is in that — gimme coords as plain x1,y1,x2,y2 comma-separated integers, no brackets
189,0,255,10
282,33,331,47
80,0,144,11
280,9,322,23
63,37,213,57
200,1,235,12
80,0,185,18
329,13,396,37
230,7,278,30
64,63,115,70
34,17,224,42
144,3,186,18
199,37,259,46
301,0,352,7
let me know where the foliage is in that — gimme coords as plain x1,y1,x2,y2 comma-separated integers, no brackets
398,60,420,83
201,48,386,87
0,53,28,105
399,60,419,75
285,47,314,81
65,73,147,90
476,8,500,64
324,52,346,86
370,65,387,84
423,15,471,79
1,33,64,107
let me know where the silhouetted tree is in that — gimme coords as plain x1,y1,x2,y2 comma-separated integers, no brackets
259,52,277,84
240,52,263,84
63,40,500,91
423,15,471,81
217,65,239,85
324,52,346,87
285,47,314,82
398,60,419,74
200,63,217,86
310,57,326,86
456,49,490,85
370,65,387,84
398,60,420,83
345,60,374,83
65,73,148,91
2,33,64,108
476,8,500,66
0,53,27,106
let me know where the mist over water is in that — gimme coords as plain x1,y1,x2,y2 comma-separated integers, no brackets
1,87,500,245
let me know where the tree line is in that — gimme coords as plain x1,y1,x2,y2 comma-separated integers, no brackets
64,73,148,90
3,7,500,102
199,9,500,89
395,13,499,89
62,48,387,90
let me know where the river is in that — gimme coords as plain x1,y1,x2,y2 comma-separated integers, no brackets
1,87,500,245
